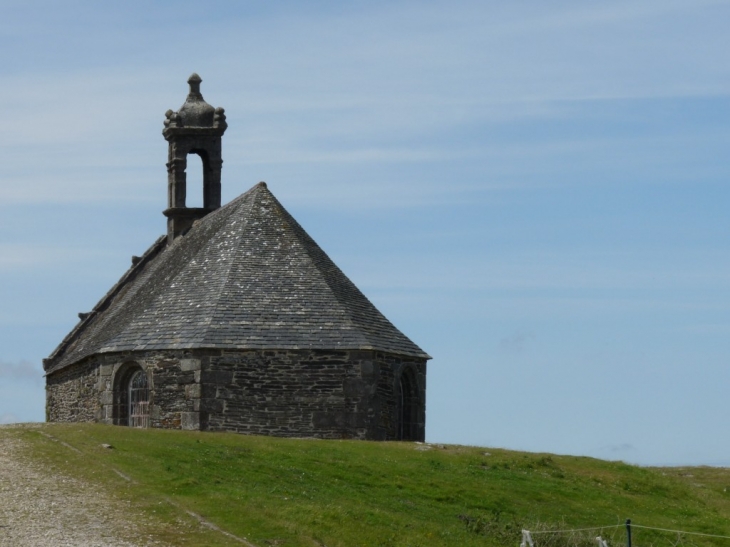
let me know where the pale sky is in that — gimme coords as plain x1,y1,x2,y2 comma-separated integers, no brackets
1,0,729,465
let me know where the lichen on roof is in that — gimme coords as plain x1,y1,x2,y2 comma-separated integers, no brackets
45,183,429,374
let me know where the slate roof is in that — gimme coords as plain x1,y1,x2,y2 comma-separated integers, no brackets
45,182,430,374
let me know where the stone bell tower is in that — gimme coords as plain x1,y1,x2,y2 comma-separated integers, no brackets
162,73,227,242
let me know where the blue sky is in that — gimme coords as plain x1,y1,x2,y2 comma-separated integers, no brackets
1,0,729,465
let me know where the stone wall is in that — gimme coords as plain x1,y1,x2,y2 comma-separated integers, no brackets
46,349,427,441
203,349,375,438
46,359,101,422
46,351,192,427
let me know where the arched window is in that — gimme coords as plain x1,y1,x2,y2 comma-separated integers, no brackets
128,370,150,428
397,368,419,441
113,364,150,428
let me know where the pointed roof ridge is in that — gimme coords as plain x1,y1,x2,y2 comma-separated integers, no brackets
252,185,409,351
204,184,376,350
45,183,429,374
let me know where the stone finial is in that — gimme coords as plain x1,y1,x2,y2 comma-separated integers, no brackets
214,107,227,131
163,109,181,129
187,73,203,100
175,73,215,128
163,74,226,132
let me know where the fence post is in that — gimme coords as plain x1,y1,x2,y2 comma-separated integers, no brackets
626,519,632,547
520,530,534,547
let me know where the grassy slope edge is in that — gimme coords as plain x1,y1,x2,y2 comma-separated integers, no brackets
6,423,730,547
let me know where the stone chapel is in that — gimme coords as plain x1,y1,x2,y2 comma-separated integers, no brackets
43,74,430,441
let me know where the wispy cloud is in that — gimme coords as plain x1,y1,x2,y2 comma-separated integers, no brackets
0,360,43,384
0,245,113,272
0,1,727,209
499,331,536,353
344,249,730,292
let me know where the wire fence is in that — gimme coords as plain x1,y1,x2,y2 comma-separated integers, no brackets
520,520,730,547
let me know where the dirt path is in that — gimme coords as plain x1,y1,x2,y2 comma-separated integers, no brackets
0,425,164,547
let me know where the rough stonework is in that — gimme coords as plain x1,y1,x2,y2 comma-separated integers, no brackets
44,75,430,441
46,349,426,440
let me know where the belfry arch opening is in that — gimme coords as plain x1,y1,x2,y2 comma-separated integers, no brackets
185,151,205,208
113,363,150,428
397,367,420,441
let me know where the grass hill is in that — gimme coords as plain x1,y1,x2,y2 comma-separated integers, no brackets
6,423,730,546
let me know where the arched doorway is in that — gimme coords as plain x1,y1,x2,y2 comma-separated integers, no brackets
397,367,419,441
128,369,150,428
113,364,150,428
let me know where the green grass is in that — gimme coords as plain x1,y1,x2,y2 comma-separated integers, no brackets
5,423,730,546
